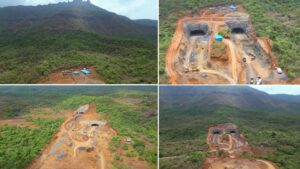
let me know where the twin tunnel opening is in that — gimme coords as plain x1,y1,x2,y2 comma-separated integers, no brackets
187,24,246,37
212,129,237,135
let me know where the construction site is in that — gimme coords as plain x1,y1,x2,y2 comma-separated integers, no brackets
27,103,115,169
203,123,278,169
38,66,105,84
166,5,287,84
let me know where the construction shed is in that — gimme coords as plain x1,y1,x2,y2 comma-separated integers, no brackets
81,68,91,75
229,5,238,9
73,71,80,75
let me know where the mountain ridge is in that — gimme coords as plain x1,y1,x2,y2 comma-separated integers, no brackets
160,86,300,114
0,0,157,40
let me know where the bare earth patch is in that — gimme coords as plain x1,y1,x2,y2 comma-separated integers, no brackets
38,66,105,84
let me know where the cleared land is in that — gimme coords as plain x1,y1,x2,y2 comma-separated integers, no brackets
0,87,157,169
38,66,105,84
204,123,278,169
165,5,287,84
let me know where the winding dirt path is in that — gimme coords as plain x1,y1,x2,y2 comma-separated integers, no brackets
256,160,278,169
223,39,239,83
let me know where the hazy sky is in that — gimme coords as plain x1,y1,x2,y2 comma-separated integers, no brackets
0,0,158,20
252,86,300,95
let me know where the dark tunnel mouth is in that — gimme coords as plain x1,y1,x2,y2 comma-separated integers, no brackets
231,27,245,34
91,124,99,127
229,130,237,134
213,130,221,135
190,30,206,36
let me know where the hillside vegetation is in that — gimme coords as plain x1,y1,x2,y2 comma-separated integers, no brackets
0,118,64,169
160,0,300,82
159,86,300,169
0,1,157,84
0,31,156,84
0,86,156,119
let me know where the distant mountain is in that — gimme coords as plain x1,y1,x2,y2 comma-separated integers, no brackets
160,86,300,113
134,19,158,27
0,0,157,40
271,94,300,103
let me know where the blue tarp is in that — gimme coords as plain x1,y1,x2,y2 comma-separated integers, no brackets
229,5,237,9
214,34,223,41
81,68,91,74
73,71,80,75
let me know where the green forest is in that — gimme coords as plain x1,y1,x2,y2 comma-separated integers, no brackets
0,86,157,169
0,118,64,169
160,0,300,82
0,31,157,84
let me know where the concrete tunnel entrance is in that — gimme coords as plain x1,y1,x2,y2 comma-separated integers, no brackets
186,23,209,37
190,30,206,36
213,129,221,135
231,27,245,34
229,129,237,134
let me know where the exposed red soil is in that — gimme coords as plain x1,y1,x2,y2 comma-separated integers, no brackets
203,157,279,169
27,103,115,169
38,66,105,84
204,123,278,169
0,118,38,129
165,5,285,84
27,103,153,169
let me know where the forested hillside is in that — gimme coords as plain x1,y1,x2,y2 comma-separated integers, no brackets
0,1,157,84
0,86,156,119
160,0,300,82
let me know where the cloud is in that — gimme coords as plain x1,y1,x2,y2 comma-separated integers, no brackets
252,85,300,95
91,0,157,19
0,0,158,19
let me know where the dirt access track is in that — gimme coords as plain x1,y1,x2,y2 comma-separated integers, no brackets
28,103,115,169
38,66,105,84
203,123,278,169
165,4,287,84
